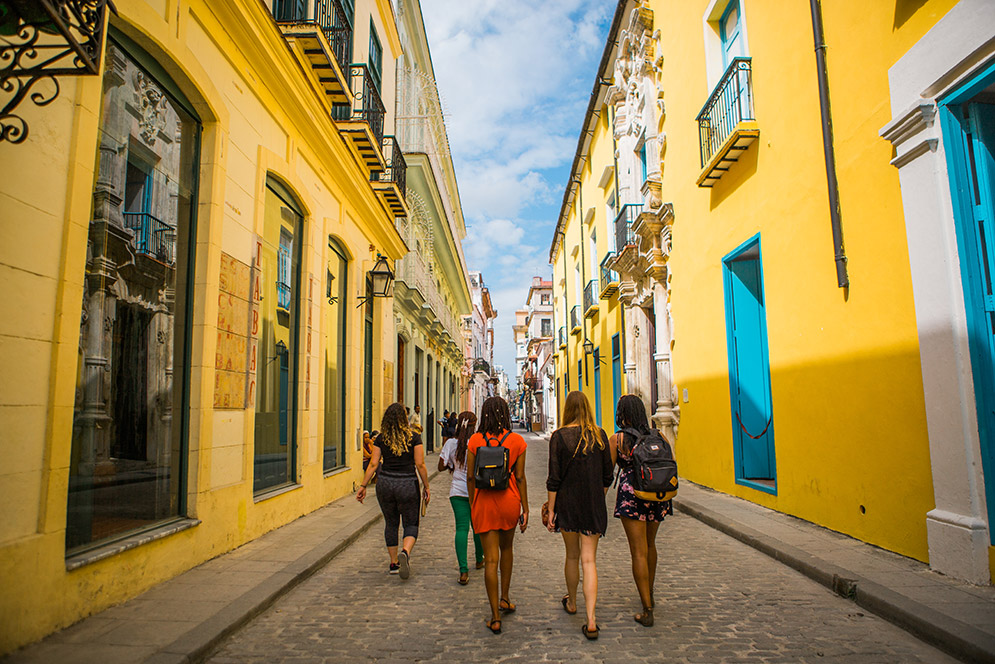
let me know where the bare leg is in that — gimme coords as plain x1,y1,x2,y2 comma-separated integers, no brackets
621,517,652,612
498,529,516,606
580,534,600,630
387,545,398,565
402,535,416,555
480,531,502,624
646,521,660,606
561,532,580,613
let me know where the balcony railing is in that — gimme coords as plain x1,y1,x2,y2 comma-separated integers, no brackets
123,212,175,265
614,203,642,252
372,135,407,216
600,254,619,297
570,305,581,333
394,250,462,347
272,0,352,74
558,326,567,349
583,279,598,317
333,63,385,156
697,57,754,169
473,358,491,375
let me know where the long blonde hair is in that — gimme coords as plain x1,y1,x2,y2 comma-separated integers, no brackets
561,391,604,454
379,403,412,456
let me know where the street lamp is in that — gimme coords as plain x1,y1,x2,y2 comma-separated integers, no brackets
369,253,394,297
583,338,594,356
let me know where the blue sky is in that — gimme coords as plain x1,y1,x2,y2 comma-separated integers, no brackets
420,0,613,385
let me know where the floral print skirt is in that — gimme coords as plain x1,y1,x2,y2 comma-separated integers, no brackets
614,466,673,522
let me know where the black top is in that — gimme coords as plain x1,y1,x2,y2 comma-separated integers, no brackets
375,432,422,476
546,426,613,535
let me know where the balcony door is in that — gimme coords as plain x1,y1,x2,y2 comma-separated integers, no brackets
720,0,746,67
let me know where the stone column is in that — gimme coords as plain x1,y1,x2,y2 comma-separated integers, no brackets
651,280,679,441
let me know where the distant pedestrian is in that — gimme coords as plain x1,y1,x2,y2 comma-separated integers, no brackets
427,407,435,452
545,391,614,639
446,411,458,438
409,404,424,435
611,395,672,626
467,396,529,634
356,403,430,579
438,411,485,585
362,430,377,483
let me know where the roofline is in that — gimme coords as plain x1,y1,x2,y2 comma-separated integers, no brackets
548,0,628,264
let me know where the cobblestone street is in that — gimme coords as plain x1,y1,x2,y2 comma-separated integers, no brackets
205,432,957,664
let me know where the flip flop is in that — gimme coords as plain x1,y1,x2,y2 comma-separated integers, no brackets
634,607,654,627
486,618,502,634
458,572,469,585
561,594,577,615
582,624,600,640
499,598,516,613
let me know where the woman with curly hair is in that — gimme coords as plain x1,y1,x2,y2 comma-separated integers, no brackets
546,391,614,640
466,396,528,634
438,411,484,585
356,402,430,579
610,395,672,626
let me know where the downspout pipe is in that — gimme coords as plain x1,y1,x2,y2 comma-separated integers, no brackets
809,0,849,289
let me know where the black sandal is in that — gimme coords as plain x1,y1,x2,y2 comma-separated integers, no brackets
582,624,600,640
499,598,516,613
458,572,469,585
561,594,577,614
634,607,654,627
486,618,502,634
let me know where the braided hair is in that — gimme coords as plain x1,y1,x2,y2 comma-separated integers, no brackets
477,396,511,437
614,394,650,457
454,411,477,467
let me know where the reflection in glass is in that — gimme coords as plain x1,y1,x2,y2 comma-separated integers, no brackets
67,40,199,553
254,181,303,493
324,240,349,472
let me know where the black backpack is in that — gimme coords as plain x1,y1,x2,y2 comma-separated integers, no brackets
623,428,678,501
473,431,511,490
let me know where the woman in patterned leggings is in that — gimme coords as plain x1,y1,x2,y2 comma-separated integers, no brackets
357,403,430,579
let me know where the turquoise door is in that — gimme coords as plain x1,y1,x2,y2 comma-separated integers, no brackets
723,237,775,488
593,347,602,427
611,334,622,428
720,0,746,67
942,93,995,543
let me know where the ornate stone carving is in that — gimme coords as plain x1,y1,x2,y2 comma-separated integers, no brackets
132,70,168,146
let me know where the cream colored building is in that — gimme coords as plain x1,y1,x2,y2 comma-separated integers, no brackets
391,0,471,450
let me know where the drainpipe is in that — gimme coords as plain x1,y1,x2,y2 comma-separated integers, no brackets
576,180,591,387
809,0,849,289
560,230,569,394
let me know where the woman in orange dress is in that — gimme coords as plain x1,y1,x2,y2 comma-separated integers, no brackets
466,396,529,634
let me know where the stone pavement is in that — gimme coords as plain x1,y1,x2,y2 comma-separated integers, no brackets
5,430,993,663
205,432,966,664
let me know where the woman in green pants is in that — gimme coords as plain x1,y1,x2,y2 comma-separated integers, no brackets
438,411,484,584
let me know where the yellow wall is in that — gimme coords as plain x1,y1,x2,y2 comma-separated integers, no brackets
0,0,405,652
660,0,958,563
553,99,625,426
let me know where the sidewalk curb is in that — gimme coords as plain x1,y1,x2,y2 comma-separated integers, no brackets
674,497,995,664
156,466,445,664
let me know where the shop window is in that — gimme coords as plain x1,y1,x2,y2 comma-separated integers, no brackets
253,179,304,494
324,239,349,472
67,37,200,554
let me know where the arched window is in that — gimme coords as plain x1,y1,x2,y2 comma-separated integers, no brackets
324,238,349,472
253,177,304,493
67,33,201,553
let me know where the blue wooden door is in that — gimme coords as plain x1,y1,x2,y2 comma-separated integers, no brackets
724,243,775,482
948,100,995,540
611,334,622,428
593,347,602,427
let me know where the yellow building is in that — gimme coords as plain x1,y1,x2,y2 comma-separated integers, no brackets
553,0,994,584
0,0,417,651
549,50,631,434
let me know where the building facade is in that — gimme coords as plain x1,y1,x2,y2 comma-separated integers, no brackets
550,0,993,584
392,0,472,451
519,277,556,432
463,271,496,414
0,0,414,651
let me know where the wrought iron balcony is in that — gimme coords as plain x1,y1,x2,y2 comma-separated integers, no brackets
696,57,758,187
122,212,175,265
333,63,386,170
473,358,491,375
600,254,619,298
272,0,351,107
614,203,642,252
570,305,581,334
583,280,598,318
371,135,407,217
558,326,567,350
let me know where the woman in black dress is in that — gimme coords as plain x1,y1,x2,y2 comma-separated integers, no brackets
610,395,672,627
546,391,615,639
